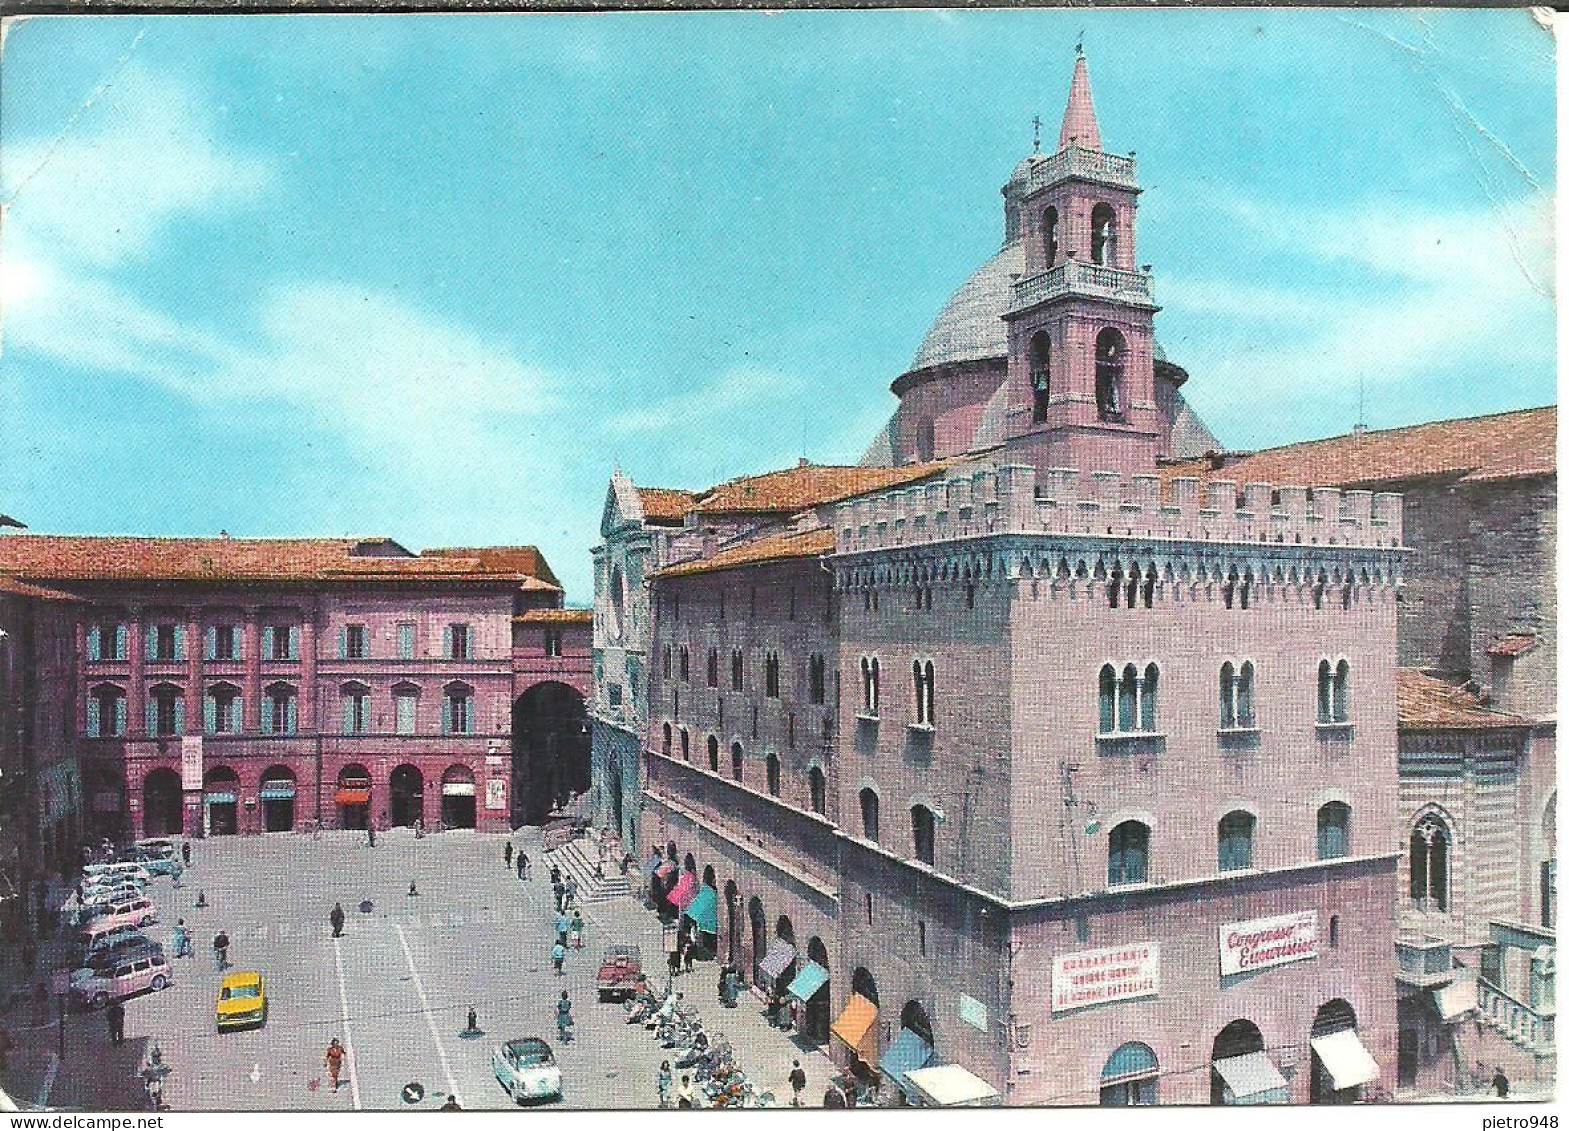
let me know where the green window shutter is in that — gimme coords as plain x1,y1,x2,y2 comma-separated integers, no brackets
285,697,297,734
343,697,356,735
441,696,452,734
262,627,275,658
86,696,101,737
205,627,217,661
261,699,274,735
230,697,242,733
113,697,126,735
442,626,453,659
339,628,347,659
114,626,126,659
287,627,299,660
174,626,187,661
173,698,186,733
204,696,217,734
145,700,158,735
146,626,158,659
87,626,101,661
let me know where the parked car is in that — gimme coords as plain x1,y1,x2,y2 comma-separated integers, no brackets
492,1037,562,1104
77,937,164,977
82,862,152,886
80,881,143,906
127,840,183,876
216,971,267,1032
71,950,172,1009
595,944,643,1002
72,922,148,964
81,898,158,934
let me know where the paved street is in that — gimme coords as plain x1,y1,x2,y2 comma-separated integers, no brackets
2,827,831,1111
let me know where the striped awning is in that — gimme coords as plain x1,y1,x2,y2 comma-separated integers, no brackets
203,791,237,804
259,782,296,800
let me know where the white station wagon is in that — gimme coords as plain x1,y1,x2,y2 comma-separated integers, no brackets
71,950,173,1009
492,1037,562,1104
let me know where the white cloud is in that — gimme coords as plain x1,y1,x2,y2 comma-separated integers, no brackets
605,365,804,434
2,64,273,270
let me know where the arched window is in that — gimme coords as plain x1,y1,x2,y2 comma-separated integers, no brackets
262,683,296,736
1410,815,1450,912
911,805,936,866
1140,664,1158,731
912,660,936,725
1030,331,1051,423
706,648,719,688
1125,565,1140,609
1109,821,1149,886
765,753,781,796
662,722,672,757
203,683,242,735
1118,664,1139,731
442,682,473,735
1220,661,1256,729
339,682,369,736
861,657,880,715
1091,203,1116,266
1317,659,1333,722
765,651,780,699
808,766,826,815
1042,206,1059,267
1217,810,1255,872
1108,567,1122,609
680,728,690,762
87,684,127,738
1223,568,1237,610
1318,802,1351,860
1101,1042,1159,1106
1094,329,1126,422
678,646,689,683
808,654,826,705
1219,662,1236,728
1333,660,1350,721
730,741,744,782
860,788,881,842
1099,664,1117,734
731,650,744,691
916,418,936,462
707,735,719,772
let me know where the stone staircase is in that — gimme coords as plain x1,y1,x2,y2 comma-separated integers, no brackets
1470,979,1556,1089
546,835,632,905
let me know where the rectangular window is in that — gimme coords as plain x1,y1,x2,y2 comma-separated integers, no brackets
544,630,562,658
395,693,417,735
344,624,367,660
89,625,126,661
447,624,471,660
211,625,237,661
155,694,181,736
343,694,369,735
154,625,178,662
443,693,472,735
397,623,415,660
266,693,297,735
264,626,298,661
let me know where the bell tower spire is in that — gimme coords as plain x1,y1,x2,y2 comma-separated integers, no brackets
1058,50,1102,152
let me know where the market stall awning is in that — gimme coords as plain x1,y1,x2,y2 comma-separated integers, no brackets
1310,1029,1380,1091
878,1027,935,1097
259,783,296,801
203,791,237,805
830,993,878,1059
905,1064,1001,1107
757,940,797,983
786,961,829,1004
335,788,371,805
1212,1052,1289,1103
442,782,476,797
681,885,719,935
669,870,698,909
1433,977,1479,1022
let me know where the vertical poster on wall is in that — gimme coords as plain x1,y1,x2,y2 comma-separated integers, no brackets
485,778,507,811
180,735,204,792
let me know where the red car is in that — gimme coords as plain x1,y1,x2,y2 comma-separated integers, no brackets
595,944,643,1001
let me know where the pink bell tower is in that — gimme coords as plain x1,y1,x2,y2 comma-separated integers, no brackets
1002,51,1161,474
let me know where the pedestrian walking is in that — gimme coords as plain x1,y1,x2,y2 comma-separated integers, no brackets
657,1060,673,1109
107,1001,126,1046
555,910,571,946
519,852,530,879
676,1074,695,1109
172,919,192,959
367,826,376,848
789,1060,807,1107
555,990,573,1042
683,942,695,973
552,881,565,914
564,875,578,908
330,902,345,939
181,842,191,867
504,841,513,870
550,864,561,886
213,930,230,970
668,948,681,979
324,1038,345,1091
551,941,566,976
569,910,584,949
1493,1067,1510,1098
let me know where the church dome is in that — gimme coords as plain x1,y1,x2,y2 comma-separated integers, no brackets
906,241,1024,373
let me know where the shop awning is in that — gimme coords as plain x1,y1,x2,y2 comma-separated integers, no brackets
757,940,797,983
203,791,237,805
1213,1052,1289,1102
905,1064,1001,1107
1310,1029,1379,1091
681,885,719,935
786,961,830,1004
336,788,371,805
830,993,878,1058
878,1027,935,1097
1433,977,1479,1022
259,783,296,800
441,782,476,797
669,870,698,909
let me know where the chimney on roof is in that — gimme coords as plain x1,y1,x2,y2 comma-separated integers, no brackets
219,529,230,539
1350,423,1368,437
798,457,810,468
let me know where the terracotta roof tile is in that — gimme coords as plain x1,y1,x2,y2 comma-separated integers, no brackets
513,608,593,625
652,527,836,580
636,488,696,525
691,462,950,516
421,546,560,588
1487,634,1540,659
0,535,556,587
0,574,80,602
1159,405,1555,492
1397,669,1528,730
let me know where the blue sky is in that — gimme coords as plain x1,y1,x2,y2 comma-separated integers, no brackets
0,10,1554,602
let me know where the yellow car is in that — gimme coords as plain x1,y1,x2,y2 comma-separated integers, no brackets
216,971,267,1032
